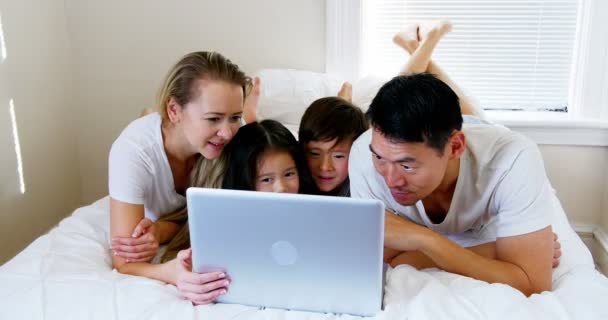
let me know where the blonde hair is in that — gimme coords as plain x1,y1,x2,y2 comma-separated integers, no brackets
160,153,230,262
156,51,249,262
157,51,252,120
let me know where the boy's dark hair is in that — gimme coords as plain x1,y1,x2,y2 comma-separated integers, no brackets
298,97,368,147
366,73,462,154
222,120,317,194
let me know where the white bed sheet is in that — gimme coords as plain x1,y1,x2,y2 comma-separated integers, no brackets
1,196,607,320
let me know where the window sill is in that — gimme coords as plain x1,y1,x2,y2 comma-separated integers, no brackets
485,111,608,147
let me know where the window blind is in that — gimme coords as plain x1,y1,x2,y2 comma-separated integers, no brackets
361,0,580,111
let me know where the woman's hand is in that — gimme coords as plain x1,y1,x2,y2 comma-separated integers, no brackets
174,248,230,305
111,218,160,263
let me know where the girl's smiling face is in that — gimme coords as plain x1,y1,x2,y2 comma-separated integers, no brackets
255,150,300,193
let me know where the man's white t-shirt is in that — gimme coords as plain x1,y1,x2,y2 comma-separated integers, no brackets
349,120,553,247
108,113,185,221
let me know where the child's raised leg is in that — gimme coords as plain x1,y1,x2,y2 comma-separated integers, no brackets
243,76,261,124
393,21,451,76
393,21,481,116
392,23,425,74
337,82,353,102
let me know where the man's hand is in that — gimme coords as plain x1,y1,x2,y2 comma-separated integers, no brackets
385,211,553,296
384,210,430,252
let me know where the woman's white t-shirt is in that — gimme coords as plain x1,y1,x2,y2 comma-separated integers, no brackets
108,113,185,221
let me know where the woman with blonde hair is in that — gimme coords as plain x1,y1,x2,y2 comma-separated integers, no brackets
109,51,251,305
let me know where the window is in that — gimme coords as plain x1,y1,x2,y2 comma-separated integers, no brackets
361,0,579,112
326,0,608,145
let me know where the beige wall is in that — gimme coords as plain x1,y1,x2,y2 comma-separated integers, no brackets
537,145,608,226
0,0,82,263
64,0,326,204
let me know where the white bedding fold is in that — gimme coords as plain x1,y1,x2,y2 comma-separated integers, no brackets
1,197,607,320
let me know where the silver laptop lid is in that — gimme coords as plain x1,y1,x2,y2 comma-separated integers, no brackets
187,188,385,316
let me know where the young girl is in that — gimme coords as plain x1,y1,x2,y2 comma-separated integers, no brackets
109,51,251,305
159,119,316,262
221,119,316,194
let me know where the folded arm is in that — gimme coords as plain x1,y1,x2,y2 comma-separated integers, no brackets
110,198,179,265
385,212,553,296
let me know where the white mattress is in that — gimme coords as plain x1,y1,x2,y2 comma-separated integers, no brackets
1,196,607,320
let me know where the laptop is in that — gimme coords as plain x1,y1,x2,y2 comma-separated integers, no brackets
186,187,385,316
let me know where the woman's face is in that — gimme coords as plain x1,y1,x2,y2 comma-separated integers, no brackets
176,79,244,160
255,150,300,194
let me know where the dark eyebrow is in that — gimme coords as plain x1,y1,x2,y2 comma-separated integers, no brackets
369,144,417,163
204,111,243,116
369,144,381,158
257,172,274,178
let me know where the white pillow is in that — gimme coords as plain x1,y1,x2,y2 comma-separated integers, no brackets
256,69,345,127
255,69,390,128
352,75,389,112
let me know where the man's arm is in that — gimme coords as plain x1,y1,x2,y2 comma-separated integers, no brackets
389,241,496,269
385,212,553,296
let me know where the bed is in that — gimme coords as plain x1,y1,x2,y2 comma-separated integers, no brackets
1,195,607,319
1,70,607,319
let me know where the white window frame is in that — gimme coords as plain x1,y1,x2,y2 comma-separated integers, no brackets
326,0,608,146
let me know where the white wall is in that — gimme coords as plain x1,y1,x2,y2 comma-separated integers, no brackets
64,0,326,204
0,0,82,263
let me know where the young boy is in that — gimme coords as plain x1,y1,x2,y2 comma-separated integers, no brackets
298,87,368,196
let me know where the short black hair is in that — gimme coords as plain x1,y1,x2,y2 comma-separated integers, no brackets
222,120,317,194
299,97,368,147
366,73,462,154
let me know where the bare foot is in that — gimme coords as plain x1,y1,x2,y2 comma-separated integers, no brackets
337,82,353,102
139,108,154,118
243,76,260,124
418,20,452,42
392,23,420,54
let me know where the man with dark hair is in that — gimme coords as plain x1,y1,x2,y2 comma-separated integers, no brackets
349,73,555,296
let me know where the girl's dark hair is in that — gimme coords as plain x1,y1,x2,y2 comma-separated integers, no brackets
222,120,317,194
298,97,368,146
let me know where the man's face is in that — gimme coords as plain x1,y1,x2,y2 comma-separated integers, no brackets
369,127,452,206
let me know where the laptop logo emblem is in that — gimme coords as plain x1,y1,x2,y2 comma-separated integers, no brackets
271,240,298,266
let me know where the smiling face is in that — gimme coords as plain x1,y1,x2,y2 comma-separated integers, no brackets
171,79,244,160
369,128,454,206
305,138,352,193
255,149,300,194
